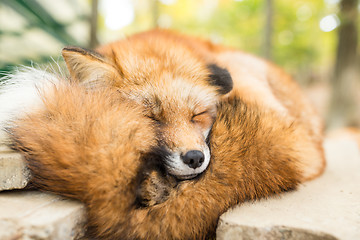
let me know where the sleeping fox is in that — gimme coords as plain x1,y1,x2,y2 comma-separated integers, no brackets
3,29,325,239
61,29,324,181
10,85,310,239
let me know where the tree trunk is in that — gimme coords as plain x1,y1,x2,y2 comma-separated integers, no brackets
152,0,159,28
263,0,273,60
327,0,359,129
89,0,99,48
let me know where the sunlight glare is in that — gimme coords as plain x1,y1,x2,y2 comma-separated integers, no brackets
159,0,177,5
319,14,340,32
101,0,135,30
324,0,340,5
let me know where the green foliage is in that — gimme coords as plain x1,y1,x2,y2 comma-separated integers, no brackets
0,0,85,78
156,0,339,79
1,0,354,84
2,0,79,44
112,0,343,82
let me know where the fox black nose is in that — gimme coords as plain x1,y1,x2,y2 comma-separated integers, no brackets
182,150,204,169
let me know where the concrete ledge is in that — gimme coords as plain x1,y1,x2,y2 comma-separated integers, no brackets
0,150,31,191
216,138,360,240
0,191,86,240
0,129,31,191
1,137,359,239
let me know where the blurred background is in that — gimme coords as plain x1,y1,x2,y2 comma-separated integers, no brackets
0,0,359,130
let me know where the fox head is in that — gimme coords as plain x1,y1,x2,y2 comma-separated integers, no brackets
62,41,232,180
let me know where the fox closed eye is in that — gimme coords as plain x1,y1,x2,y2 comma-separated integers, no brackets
146,114,161,123
191,111,208,123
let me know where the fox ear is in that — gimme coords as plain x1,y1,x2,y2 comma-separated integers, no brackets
62,47,118,86
207,64,233,95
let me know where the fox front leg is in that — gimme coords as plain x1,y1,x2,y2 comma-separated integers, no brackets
136,170,178,207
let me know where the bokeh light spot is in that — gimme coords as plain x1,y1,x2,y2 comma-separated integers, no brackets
319,14,340,32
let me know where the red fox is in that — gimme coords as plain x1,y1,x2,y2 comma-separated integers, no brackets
60,29,324,181
2,29,325,239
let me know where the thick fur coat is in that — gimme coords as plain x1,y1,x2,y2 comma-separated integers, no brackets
10,84,304,239
3,30,326,239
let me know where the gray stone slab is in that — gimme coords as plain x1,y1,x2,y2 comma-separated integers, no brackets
0,150,31,191
216,138,360,240
0,128,31,191
0,191,86,240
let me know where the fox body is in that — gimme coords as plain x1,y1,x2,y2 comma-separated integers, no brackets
61,29,324,181
10,86,304,239
1,30,326,239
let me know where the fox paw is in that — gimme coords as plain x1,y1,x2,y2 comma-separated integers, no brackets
136,170,177,207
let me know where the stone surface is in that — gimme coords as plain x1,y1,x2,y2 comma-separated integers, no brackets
0,128,31,191
0,191,86,240
216,138,360,240
0,150,31,191
0,134,359,239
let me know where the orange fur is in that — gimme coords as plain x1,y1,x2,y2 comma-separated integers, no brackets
9,30,326,239
63,29,325,180
11,86,302,239
10,83,156,200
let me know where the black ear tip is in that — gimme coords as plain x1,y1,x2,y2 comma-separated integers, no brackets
62,46,89,54
207,64,233,95
62,46,105,60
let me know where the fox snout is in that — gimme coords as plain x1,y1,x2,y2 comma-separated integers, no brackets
181,150,205,169
159,122,212,180
165,145,211,180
